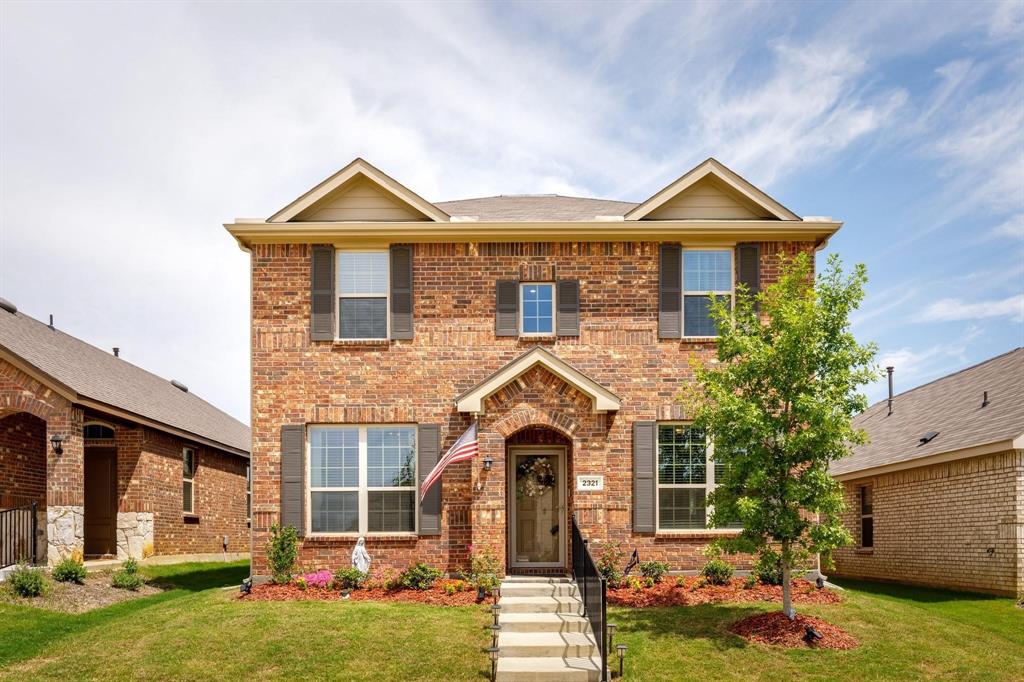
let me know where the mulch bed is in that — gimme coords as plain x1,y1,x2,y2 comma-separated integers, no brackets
607,578,840,608
242,580,484,607
1,572,162,614
728,611,859,649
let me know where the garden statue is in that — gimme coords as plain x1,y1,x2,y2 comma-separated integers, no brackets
352,536,371,574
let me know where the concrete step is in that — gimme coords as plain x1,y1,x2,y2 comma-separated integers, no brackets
499,612,591,633
498,631,599,658
501,581,578,598
496,656,603,682
498,595,582,615
503,575,572,583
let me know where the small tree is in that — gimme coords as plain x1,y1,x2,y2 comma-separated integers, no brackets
685,252,876,619
267,524,299,584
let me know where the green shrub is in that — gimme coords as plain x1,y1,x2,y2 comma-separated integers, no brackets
743,575,757,589
398,562,443,591
639,560,669,583
700,558,734,585
8,563,47,597
121,558,139,575
753,550,783,586
625,576,645,591
52,557,87,584
463,545,500,594
111,568,144,591
443,582,457,596
596,543,625,585
333,567,367,590
267,524,299,585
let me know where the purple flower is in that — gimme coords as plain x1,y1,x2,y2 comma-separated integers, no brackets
301,569,334,589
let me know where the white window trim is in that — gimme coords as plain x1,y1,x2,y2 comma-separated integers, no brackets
335,248,390,341
245,464,252,523
519,281,556,337
654,422,741,534
183,447,196,514
681,247,734,339
859,485,874,548
305,424,418,537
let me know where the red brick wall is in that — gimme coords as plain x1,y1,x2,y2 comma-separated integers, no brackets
249,240,813,577
0,412,46,508
137,428,250,555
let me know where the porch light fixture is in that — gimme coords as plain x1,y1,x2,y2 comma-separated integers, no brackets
616,644,627,678
50,434,64,455
482,455,493,471
487,646,500,682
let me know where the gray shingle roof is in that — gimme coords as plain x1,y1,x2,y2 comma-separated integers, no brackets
832,348,1024,476
0,308,249,455
435,195,638,221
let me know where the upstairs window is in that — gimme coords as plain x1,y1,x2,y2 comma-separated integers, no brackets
683,249,732,337
183,447,197,514
337,251,388,339
520,283,554,335
860,485,874,548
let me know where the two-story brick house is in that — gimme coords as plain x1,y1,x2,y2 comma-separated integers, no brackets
227,158,842,579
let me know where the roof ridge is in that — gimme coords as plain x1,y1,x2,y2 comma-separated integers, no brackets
863,346,1023,413
436,194,638,205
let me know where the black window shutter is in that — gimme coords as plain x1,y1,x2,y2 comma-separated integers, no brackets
556,279,580,337
310,246,335,341
390,244,414,339
658,244,682,339
495,280,519,337
736,243,760,311
633,421,656,533
280,425,305,537
417,424,441,536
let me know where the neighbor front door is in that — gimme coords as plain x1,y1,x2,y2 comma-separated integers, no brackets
509,448,565,569
84,447,117,557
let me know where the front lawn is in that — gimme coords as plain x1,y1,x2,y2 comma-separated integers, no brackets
0,561,491,681
1,564,1021,680
611,578,1024,681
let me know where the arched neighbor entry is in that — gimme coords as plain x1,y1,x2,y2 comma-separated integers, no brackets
506,427,573,571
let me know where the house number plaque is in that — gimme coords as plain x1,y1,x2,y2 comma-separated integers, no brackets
576,475,604,491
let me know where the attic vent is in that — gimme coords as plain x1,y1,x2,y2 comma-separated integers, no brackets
918,431,939,445
170,379,189,393
0,298,16,314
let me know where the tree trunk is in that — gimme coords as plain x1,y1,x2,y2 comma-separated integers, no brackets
781,540,795,620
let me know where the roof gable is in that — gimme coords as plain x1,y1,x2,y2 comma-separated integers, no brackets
626,158,800,221
268,158,449,223
455,346,620,414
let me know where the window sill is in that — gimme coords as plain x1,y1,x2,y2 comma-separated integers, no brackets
655,528,742,539
519,334,556,340
183,513,200,523
680,337,720,342
304,533,418,542
331,338,391,346
855,548,874,555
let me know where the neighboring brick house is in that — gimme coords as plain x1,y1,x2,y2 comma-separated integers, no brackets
226,157,843,579
0,304,251,566
832,349,1024,597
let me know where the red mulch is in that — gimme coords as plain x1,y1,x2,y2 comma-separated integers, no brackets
607,578,840,608
728,611,859,649
241,580,483,607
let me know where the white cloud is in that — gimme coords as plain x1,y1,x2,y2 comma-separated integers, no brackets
915,294,1024,323
991,214,1024,240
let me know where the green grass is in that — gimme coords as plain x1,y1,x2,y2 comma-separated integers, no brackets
0,561,491,681
611,578,1024,681
2,564,1021,681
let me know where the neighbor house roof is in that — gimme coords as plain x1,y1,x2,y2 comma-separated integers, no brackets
0,306,250,456
226,157,844,248
831,348,1024,479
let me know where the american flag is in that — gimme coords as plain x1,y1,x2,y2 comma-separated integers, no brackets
420,422,478,497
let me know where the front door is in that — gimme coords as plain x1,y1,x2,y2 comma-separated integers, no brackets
84,447,117,557
509,448,565,569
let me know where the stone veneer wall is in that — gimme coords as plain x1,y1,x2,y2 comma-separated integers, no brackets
833,450,1024,597
116,511,154,560
46,504,84,564
249,240,808,577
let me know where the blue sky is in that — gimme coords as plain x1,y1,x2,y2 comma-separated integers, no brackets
1,1,1021,423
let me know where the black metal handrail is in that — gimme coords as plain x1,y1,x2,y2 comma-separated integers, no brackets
1,500,38,569
571,513,607,681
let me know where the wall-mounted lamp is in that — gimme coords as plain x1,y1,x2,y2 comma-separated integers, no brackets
482,455,493,471
50,434,64,455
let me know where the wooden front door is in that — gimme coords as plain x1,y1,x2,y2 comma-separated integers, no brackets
508,447,566,569
84,447,117,557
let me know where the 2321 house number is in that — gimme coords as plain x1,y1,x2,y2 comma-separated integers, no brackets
576,475,604,491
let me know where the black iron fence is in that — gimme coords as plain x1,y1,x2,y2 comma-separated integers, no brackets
571,513,607,680
1,500,38,569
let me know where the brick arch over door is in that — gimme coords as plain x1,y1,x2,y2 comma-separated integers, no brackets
0,394,59,423
492,407,583,441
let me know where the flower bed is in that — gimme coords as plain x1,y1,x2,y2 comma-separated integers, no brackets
728,611,859,649
242,579,482,607
607,577,840,608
